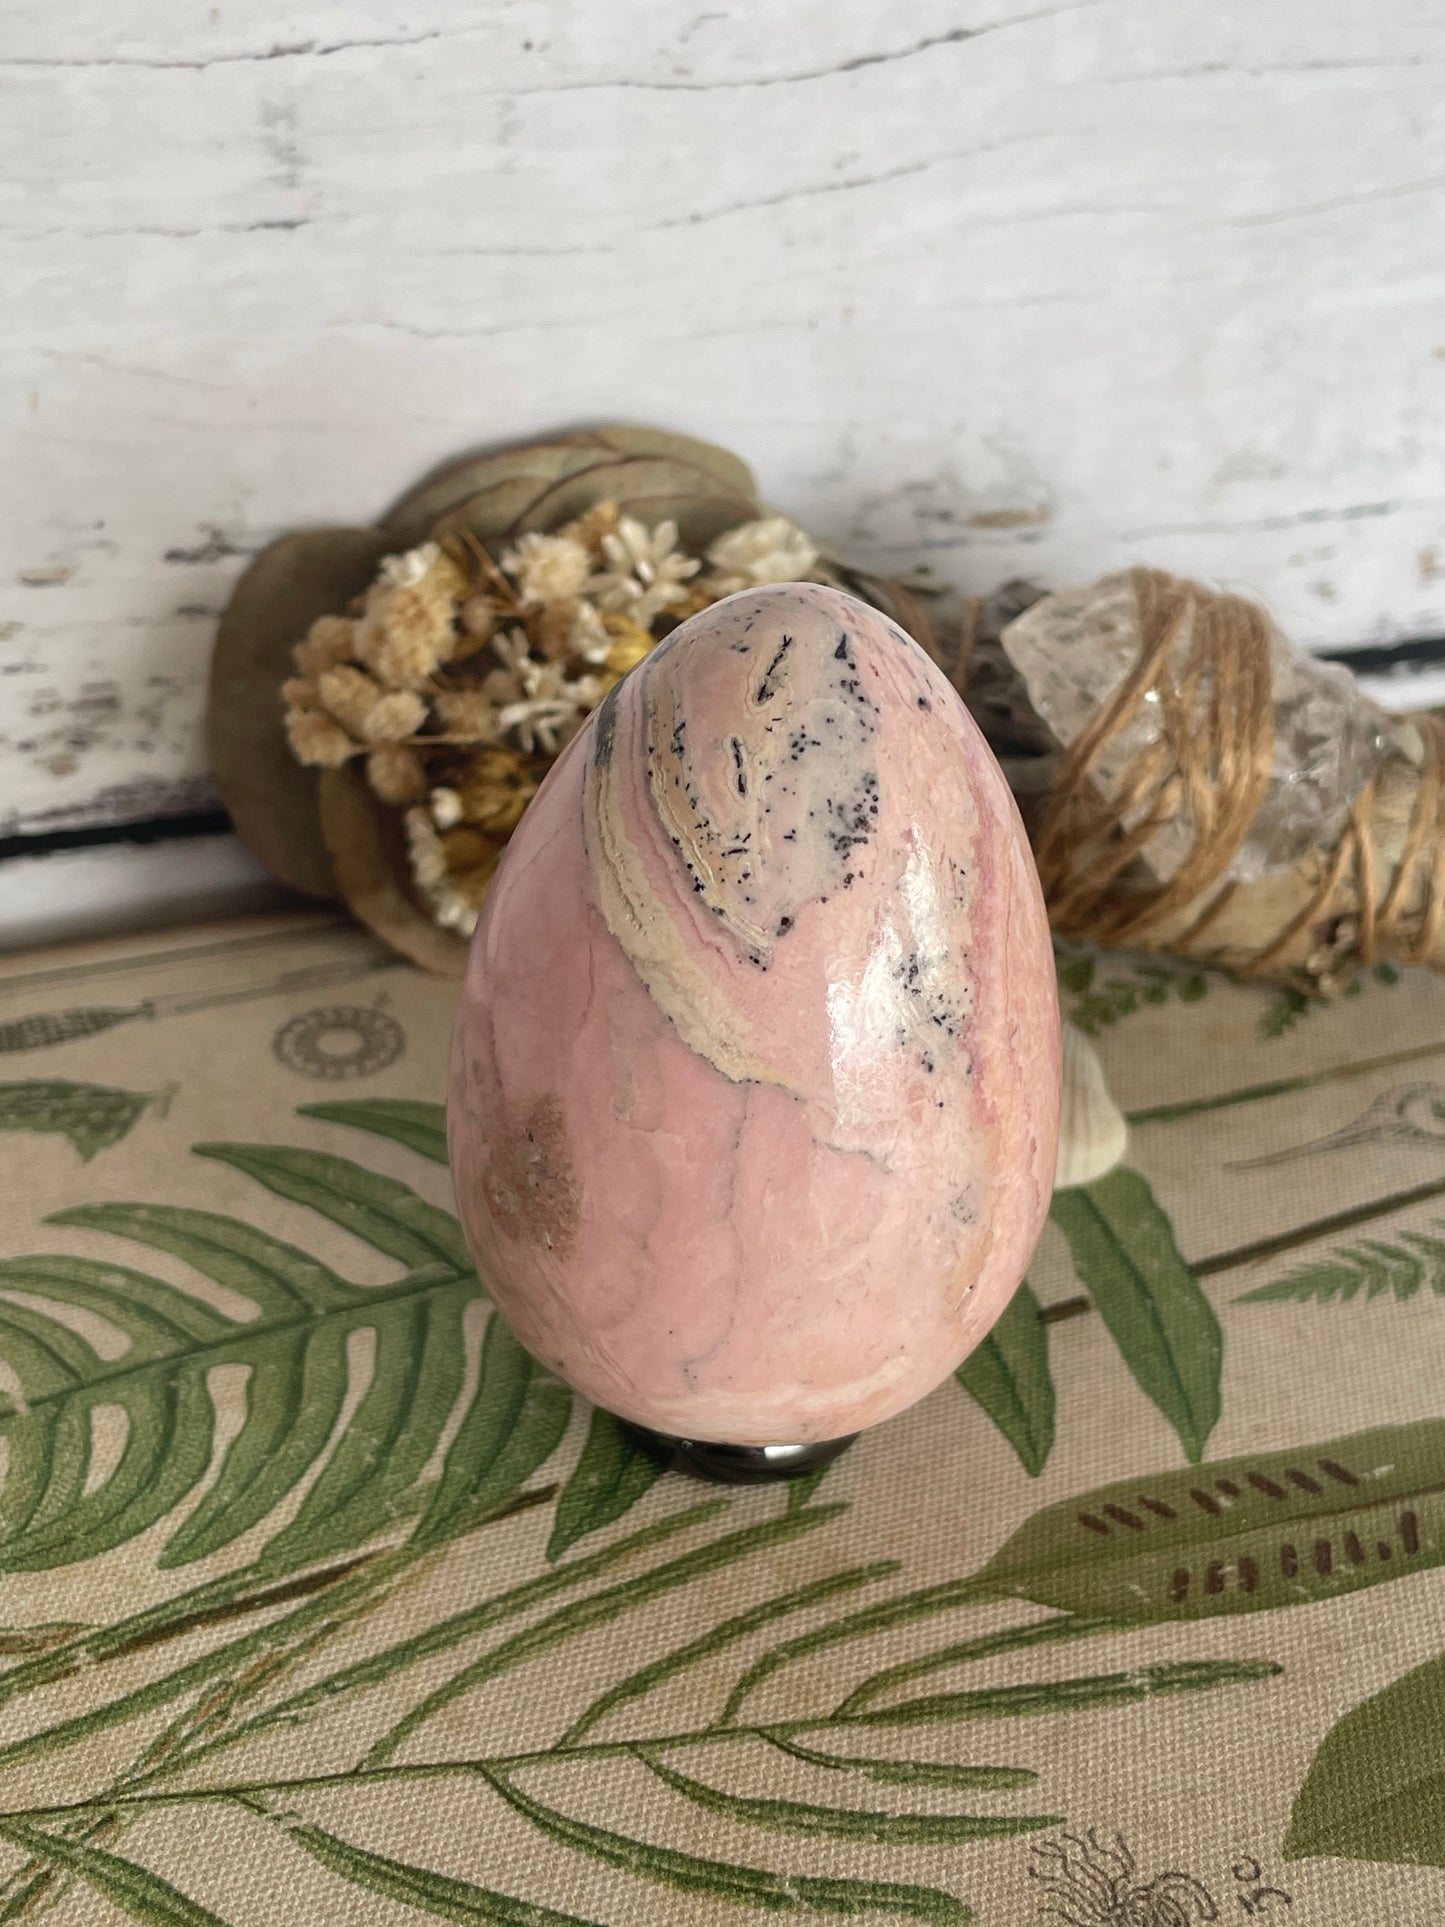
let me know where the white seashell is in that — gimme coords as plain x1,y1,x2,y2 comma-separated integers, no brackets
1054,1024,1127,1189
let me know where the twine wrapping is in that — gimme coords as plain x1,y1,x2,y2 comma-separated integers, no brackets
969,567,1445,989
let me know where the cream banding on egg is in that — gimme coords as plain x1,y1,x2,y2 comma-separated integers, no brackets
450,582,1061,1444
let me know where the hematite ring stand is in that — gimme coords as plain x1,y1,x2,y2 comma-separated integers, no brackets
626,1427,857,1485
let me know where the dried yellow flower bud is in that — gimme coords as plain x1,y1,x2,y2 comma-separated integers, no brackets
601,615,656,678
667,582,715,622
293,614,357,677
439,826,497,871
406,778,507,933
310,613,356,652
317,665,384,735
434,690,500,741
285,707,356,768
456,743,538,834
366,744,429,805
361,689,428,743
354,544,467,689
354,608,445,689
281,677,319,708
452,855,500,905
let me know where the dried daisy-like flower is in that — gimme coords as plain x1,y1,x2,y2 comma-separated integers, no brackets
490,627,533,679
589,515,700,625
273,486,832,950
497,661,603,754
285,707,356,769
353,541,467,689
365,743,428,805
567,600,614,665
701,515,819,597
500,531,592,605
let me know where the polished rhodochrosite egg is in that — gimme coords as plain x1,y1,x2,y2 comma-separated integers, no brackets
449,582,1060,1446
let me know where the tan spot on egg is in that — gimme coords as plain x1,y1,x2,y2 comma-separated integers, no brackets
482,1094,581,1256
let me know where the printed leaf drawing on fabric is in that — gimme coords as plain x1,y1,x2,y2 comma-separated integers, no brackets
1288,1649,1445,1871
0,1079,174,1162
0,1086,1442,1916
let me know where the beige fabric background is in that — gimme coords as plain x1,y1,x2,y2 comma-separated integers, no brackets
0,912,1442,1923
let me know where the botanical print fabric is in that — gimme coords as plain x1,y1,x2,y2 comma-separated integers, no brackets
0,913,1442,1924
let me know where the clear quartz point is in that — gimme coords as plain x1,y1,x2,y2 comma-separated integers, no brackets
1001,572,1401,884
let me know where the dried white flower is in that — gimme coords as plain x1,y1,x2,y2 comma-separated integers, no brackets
500,531,592,605
703,516,819,597
496,663,604,754
490,627,534,679
495,701,576,754
570,601,613,665
405,807,448,889
430,786,464,830
435,888,480,935
589,515,700,624
380,542,443,590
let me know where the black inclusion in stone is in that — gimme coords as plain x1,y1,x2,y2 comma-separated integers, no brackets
622,1424,857,1484
591,682,621,765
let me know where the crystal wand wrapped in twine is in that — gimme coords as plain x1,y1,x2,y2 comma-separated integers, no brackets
914,567,1445,994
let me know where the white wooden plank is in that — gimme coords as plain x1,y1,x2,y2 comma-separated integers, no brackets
0,834,289,954
3,0,1445,834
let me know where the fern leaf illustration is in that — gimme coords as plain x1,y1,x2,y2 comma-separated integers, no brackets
1239,1223,1445,1306
0,1119,567,1575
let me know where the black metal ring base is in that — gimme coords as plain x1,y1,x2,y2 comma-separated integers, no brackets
626,1427,857,1485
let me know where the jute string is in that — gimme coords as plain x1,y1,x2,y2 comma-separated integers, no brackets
954,567,1445,977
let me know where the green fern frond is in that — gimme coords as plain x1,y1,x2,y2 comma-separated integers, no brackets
1054,945,1210,1039
0,1112,567,1576
1238,1220,1445,1305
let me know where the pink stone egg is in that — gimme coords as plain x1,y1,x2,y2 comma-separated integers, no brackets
449,583,1060,1446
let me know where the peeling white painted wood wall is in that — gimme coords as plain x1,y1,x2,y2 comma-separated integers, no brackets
4,0,1444,838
